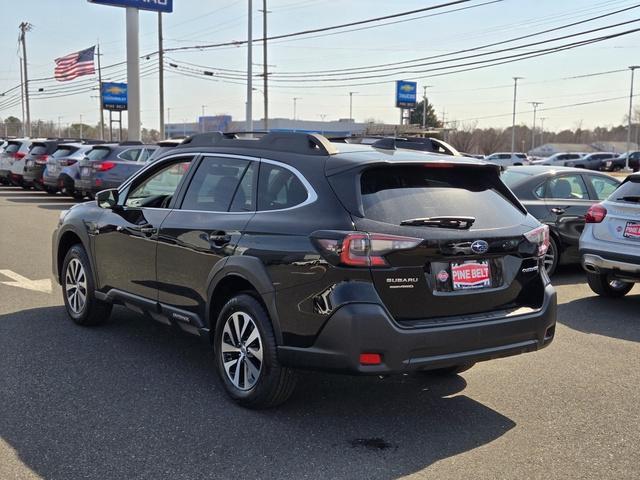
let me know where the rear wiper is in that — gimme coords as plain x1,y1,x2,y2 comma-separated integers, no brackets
400,216,476,229
616,196,640,203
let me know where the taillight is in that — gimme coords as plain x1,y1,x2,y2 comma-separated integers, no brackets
585,204,607,223
13,152,26,159
313,232,422,267
35,155,49,165
94,161,116,172
524,225,550,257
59,159,77,167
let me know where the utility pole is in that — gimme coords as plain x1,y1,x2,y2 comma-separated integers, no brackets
349,92,357,122
529,101,543,151
539,117,547,146
511,76,523,156
126,7,141,141
422,85,433,129
626,66,639,171
19,57,25,136
96,43,105,140
57,116,62,138
201,105,206,132
80,114,83,139
158,13,165,139
19,22,32,137
293,97,301,121
261,0,269,131
246,0,253,132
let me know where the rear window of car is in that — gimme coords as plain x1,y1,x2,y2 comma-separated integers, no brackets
52,147,77,158
86,148,111,160
610,178,640,202
29,145,48,155
360,166,525,228
5,142,21,154
501,170,532,187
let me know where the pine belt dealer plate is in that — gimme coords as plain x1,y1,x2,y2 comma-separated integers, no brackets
451,260,491,290
623,221,640,239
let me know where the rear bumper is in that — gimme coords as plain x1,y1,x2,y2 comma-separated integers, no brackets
23,165,45,184
278,284,556,374
581,250,640,280
0,169,11,180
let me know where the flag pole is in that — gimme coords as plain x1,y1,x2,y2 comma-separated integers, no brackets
96,43,105,141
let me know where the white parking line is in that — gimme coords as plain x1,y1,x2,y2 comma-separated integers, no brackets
0,270,52,293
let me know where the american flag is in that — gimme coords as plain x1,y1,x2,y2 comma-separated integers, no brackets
54,46,96,82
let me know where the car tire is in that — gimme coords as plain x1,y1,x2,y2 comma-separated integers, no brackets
21,184,31,190
544,236,559,277
72,191,84,200
426,363,475,376
214,293,297,409
45,187,57,195
586,273,634,298
61,245,112,326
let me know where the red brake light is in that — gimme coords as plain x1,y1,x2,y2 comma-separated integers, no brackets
359,353,382,365
424,162,454,168
13,151,26,159
524,225,550,256
35,155,49,164
317,232,422,267
94,161,116,172
585,204,607,223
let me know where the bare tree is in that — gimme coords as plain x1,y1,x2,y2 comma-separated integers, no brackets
448,121,477,152
477,128,505,155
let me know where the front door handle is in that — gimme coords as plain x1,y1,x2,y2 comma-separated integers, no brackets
139,225,157,235
551,207,565,215
209,233,231,246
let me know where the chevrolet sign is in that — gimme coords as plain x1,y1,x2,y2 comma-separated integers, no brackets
395,80,417,109
88,0,173,13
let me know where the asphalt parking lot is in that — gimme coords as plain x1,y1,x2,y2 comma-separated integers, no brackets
1,186,639,480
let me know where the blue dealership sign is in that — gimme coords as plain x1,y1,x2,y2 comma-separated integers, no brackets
101,82,128,111
88,0,173,13
396,80,417,109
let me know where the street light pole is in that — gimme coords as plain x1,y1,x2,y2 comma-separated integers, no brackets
261,0,269,131
158,12,165,140
293,97,301,121
539,117,547,146
511,77,523,156
422,85,433,129
529,101,543,151
626,66,639,171
246,0,253,132
349,92,357,122
125,8,141,141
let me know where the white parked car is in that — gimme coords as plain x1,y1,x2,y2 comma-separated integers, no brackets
484,152,528,167
580,173,640,297
531,152,585,166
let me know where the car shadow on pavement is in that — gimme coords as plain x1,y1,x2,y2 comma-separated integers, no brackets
558,293,640,343
0,306,516,480
38,204,80,211
550,265,586,286
7,197,77,204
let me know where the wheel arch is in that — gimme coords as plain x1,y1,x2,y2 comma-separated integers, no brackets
56,228,95,284
206,256,282,345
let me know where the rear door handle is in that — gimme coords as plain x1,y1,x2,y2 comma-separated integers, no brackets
551,207,565,214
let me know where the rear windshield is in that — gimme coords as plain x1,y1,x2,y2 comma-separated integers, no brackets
30,145,48,155
52,147,77,158
86,147,111,160
5,142,21,154
501,170,533,187
360,166,525,228
611,178,640,203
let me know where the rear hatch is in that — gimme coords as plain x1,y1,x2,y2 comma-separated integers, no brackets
325,161,548,325
47,145,81,176
592,177,640,247
3,141,26,165
25,141,57,169
78,146,112,183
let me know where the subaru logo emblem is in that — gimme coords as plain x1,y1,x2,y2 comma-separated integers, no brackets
471,240,489,254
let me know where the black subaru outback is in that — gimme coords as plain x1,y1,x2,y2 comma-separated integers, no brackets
52,132,556,408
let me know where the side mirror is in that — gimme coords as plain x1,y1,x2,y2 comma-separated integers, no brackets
96,189,119,210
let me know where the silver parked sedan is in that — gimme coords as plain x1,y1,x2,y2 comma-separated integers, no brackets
580,173,640,297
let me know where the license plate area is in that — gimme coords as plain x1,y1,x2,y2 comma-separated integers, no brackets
451,260,491,290
432,258,504,293
81,167,91,177
623,221,640,239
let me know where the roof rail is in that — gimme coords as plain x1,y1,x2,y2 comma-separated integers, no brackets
179,131,338,155
81,139,108,145
118,140,144,146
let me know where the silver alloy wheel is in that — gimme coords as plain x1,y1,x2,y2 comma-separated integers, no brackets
544,242,556,274
65,258,87,314
221,311,263,391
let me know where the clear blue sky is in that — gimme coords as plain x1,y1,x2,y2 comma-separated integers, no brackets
1,0,638,132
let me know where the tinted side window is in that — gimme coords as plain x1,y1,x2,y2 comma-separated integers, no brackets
86,148,111,160
181,156,250,212
126,159,192,208
258,164,308,211
545,175,589,199
588,175,619,200
118,148,142,162
230,162,257,212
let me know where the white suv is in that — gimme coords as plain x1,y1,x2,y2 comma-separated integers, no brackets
580,174,640,297
484,152,528,167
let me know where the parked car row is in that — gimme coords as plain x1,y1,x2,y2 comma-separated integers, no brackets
0,138,183,199
529,151,639,171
